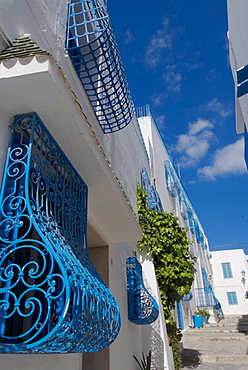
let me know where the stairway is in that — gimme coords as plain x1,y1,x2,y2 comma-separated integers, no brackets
181,315,248,369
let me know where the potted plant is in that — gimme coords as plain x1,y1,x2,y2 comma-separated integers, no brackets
194,309,210,324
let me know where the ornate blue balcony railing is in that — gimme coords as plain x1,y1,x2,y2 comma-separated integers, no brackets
126,257,159,325
66,0,134,133
164,160,181,197
0,113,121,353
141,167,163,212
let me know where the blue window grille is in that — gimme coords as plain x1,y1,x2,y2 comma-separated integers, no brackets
164,160,181,197
0,113,121,353
66,0,134,133
237,64,248,98
227,292,238,305
222,262,233,279
126,257,159,325
140,167,163,211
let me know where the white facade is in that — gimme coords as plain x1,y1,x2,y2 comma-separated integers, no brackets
211,249,248,315
227,0,248,164
0,1,214,370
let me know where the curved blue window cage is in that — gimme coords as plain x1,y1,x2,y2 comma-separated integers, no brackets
141,167,163,211
164,160,181,197
126,257,159,325
0,113,121,353
66,0,134,133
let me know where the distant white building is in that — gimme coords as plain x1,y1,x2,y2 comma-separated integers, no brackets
211,249,248,315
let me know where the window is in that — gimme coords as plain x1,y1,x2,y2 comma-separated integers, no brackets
227,292,238,305
0,113,121,353
222,262,233,279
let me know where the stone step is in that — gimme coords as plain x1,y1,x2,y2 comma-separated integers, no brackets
183,334,248,341
201,354,248,363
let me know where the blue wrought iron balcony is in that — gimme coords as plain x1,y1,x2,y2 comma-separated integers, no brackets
140,167,163,211
126,257,159,325
66,0,134,133
0,113,121,353
195,268,224,320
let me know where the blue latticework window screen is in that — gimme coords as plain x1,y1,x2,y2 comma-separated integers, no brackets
66,0,134,133
126,257,159,325
140,167,163,211
0,113,121,353
222,262,233,279
227,292,238,305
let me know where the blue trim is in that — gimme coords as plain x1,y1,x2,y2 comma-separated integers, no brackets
0,113,121,353
177,301,184,330
66,0,134,133
140,167,163,211
126,257,159,325
237,64,248,84
237,64,248,98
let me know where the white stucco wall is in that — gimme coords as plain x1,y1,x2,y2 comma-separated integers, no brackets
211,249,248,315
227,0,248,133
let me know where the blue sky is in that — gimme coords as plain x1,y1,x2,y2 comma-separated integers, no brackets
108,0,248,254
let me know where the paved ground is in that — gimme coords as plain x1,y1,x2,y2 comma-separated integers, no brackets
180,315,248,369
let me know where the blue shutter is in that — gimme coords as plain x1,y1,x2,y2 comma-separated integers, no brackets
222,262,233,279
227,292,238,305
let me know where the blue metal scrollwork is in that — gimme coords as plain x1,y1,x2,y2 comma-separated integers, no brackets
66,0,134,133
141,167,163,211
0,113,121,353
126,257,159,325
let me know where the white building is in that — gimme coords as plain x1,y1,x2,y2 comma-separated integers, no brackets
0,1,217,369
211,249,248,315
227,0,248,166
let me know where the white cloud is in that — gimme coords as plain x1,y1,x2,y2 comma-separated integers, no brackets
198,138,247,181
145,17,174,67
151,92,167,107
163,65,182,93
199,98,232,119
124,29,135,44
155,115,166,130
173,119,216,167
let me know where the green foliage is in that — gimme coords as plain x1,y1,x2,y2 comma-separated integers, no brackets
137,185,196,370
137,185,196,316
133,351,152,370
133,351,164,370
194,309,210,318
